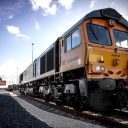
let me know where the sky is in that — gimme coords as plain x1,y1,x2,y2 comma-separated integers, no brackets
0,0,128,86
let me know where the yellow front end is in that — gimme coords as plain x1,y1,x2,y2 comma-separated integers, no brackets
84,19,128,80
88,47,128,80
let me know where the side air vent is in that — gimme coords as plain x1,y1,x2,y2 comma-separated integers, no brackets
101,8,122,20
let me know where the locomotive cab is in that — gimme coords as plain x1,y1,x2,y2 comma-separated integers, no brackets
84,8,128,111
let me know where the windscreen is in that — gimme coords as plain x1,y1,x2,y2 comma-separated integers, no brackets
114,29,128,48
87,24,112,46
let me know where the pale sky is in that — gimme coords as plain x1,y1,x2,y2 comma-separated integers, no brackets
0,0,128,86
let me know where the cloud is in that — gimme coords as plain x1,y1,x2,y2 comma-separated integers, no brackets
89,0,96,8
0,60,18,85
126,15,128,20
30,0,57,16
0,59,31,85
44,4,57,16
8,15,14,19
58,0,74,10
35,22,40,30
6,25,30,40
30,0,75,15
110,2,115,7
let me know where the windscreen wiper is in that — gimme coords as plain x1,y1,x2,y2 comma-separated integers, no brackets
89,24,99,42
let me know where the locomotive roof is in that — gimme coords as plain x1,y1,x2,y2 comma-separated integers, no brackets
62,8,128,38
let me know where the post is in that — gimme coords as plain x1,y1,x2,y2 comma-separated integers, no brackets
32,43,34,63
17,67,18,84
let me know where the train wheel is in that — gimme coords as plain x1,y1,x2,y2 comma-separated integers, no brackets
89,89,112,111
116,80,128,109
55,101,62,106
43,95,50,102
73,98,83,112
24,90,27,96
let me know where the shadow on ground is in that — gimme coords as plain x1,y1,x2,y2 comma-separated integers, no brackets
0,94,52,128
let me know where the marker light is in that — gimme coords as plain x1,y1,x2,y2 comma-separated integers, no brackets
108,19,116,27
100,66,105,71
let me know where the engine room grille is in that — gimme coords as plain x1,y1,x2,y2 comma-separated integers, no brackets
40,55,45,74
47,48,54,72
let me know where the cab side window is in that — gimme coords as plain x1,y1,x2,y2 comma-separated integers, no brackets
66,36,71,51
72,29,81,48
65,28,81,52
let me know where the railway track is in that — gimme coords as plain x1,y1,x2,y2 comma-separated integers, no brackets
16,92,128,128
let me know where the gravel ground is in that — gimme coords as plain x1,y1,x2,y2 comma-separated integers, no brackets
0,94,52,128
18,95,104,126
10,93,104,128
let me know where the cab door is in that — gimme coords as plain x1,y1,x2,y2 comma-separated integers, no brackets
60,27,85,73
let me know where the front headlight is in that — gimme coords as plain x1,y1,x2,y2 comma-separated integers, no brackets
96,66,105,72
100,66,105,71
96,66,101,72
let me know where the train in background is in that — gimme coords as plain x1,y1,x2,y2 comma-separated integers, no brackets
6,85,14,91
19,8,128,111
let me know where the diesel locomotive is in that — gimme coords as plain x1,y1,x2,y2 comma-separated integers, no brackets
19,8,128,111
